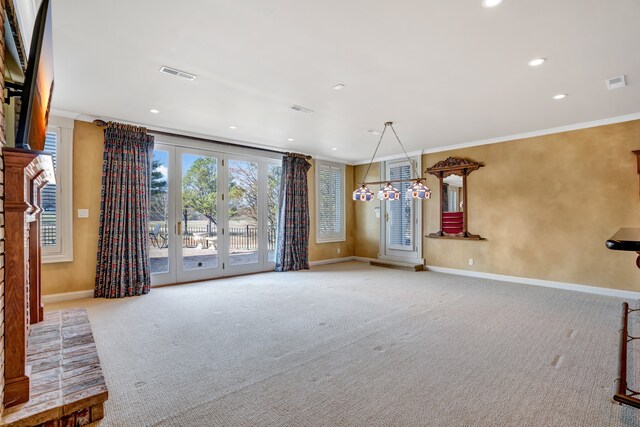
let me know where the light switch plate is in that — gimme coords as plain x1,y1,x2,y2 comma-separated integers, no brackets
78,209,89,218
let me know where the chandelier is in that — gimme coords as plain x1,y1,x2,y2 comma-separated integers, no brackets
353,122,431,201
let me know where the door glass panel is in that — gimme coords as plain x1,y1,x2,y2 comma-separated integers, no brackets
181,153,219,271
149,150,170,274
388,162,413,250
267,164,282,262
228,159,259,265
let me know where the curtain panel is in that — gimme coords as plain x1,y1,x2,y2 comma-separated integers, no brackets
275,154,312,272
95,123,154,298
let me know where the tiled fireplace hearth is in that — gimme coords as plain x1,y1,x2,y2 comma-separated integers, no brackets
1,309,108,426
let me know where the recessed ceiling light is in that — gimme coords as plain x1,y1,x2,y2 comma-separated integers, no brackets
528,58,546,67
149,109,160,114
367,129,382,135
287,138,294,141
482,0,503,7
229,125,238,129
552,94,567,100
331,147,338,151
332,83,345,91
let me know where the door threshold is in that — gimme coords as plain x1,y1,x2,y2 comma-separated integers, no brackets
152,268,275,288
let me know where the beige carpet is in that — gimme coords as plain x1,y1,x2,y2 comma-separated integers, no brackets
47,262,640,426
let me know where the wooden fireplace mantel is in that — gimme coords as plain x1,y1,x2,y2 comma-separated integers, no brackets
3,147,55,407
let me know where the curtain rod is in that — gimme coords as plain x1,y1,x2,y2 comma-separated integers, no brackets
92,119,311,158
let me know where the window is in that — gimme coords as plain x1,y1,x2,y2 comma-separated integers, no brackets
315,160,345,243
387,161,413,249
42,117,74,263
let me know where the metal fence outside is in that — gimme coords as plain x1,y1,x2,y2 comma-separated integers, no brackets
42,224,57,246
150,224,276,250
43,223,277,250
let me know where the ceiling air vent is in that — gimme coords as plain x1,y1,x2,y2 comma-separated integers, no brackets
290,105,314,114
606,75,626,90
159,66,197,81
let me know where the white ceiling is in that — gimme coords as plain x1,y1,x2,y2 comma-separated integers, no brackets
50,0,640,163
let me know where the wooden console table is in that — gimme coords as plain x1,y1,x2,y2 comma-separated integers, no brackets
3,148,54,407
606,228,640,269
610,150,640,408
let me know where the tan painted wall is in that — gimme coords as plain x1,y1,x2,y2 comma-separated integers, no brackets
353,163,381,259
41,125,355,295
424,120,640,290
353,120,640,291
42,121,104,295
307,159,355,261
43,120,640,294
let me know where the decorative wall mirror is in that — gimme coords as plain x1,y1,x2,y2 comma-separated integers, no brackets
426,157,484,240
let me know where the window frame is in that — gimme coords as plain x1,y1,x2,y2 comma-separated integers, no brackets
42,116,74,263
315,160,346,243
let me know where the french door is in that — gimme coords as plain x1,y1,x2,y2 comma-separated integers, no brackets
149,143,281,286
379,158,423,263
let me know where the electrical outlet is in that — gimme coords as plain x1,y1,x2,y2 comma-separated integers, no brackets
337,248,341,255
468,258,474,266
78,209,89,218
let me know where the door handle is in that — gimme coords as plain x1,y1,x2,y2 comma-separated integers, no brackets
177,221,182,235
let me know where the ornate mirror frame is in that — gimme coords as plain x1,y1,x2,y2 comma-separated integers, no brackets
426,157,484,240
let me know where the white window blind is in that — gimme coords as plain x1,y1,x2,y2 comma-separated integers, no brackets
42,118,74,263
388,163,413,249
41,132,58,247
316,161,345,243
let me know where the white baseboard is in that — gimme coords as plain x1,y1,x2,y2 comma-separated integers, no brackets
426,265,640,299
310,256,356,267
42,290,94,304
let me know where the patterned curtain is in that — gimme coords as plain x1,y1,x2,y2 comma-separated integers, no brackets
95,123,154,298
275,153,312,272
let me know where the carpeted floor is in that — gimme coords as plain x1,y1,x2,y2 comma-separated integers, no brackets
47,262,640,426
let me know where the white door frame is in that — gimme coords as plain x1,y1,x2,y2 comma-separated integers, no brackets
150,143,177,286
150,141,280,286
223,154,276,276
175,146,225,283
379,157,423,263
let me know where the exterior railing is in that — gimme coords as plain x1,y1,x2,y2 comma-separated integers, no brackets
42,224,57,246
149,224,276,250
43,223,277,250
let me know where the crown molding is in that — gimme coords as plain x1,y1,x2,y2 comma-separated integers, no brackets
350,112,640,165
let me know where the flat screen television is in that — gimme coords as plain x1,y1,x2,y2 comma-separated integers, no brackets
15,0,54,151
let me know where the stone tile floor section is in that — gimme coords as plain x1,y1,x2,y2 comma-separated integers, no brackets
1,309,108,427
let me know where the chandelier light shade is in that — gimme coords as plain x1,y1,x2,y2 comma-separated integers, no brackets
354,121,432,202
352,185,374,201
407,179,431,200
378,183,400,200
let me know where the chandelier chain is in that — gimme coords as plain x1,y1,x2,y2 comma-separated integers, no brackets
361,124,388,184
388,123,419,180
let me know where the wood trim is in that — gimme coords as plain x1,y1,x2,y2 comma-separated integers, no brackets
614,303,640,408
4,150,38,406
426,157,484,240
3,148,55,407
425,156,482,176
3,375,30,408
427,234,483,241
